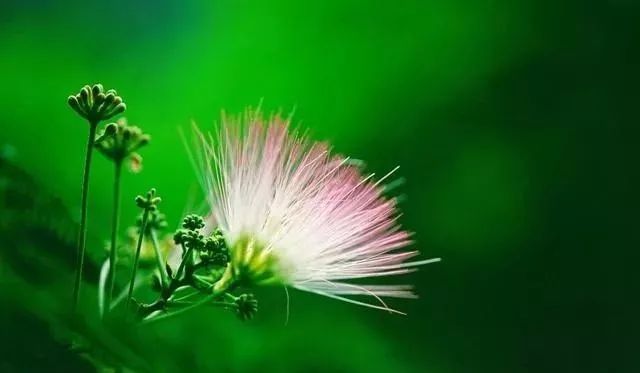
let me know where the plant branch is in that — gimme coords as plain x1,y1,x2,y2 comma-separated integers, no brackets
149,229,169,289
125,208,150,311
104,160,123,316
142,292,222,325
72,120,98,313
175,244,193,281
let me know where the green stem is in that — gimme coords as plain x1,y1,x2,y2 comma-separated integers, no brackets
191,274,213,289
168,290,201,302
149,229,169,289
142,291,224,325
175,244,193,280
98,259,109,317
125,209,150,311
72,120,98,313
104,160,123,316
141,266,235,324
169,300,236,308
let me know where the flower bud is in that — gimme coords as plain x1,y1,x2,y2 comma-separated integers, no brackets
182,214,205,231
104,122,117,136
68,84,126,123
94,92,106,105
234,293,258,321
80,85,90,101
67,95,85,117
173,229,188,245
91,83,104,97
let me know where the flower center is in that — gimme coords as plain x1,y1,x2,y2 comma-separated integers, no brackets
229,236,284,286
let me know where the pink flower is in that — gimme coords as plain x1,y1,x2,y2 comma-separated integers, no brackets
194,109,439,313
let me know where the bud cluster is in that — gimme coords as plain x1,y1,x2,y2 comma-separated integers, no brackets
173,215,230,269
135,188,161,212
182,214,205,231
141,210,168,233
234,293,258,321
201,229,230,266
95,118,150,171
68,84,126,123
65,84,260,326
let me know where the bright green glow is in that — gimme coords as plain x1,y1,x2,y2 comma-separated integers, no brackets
0,0,540,371
230,236,286,286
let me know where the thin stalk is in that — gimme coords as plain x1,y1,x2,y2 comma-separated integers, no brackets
110,280,142,311
142,291,224,325
72,120,98,313
104,160,123,316
191,274,213,289
125,209,150,311
98,259,109,317
168,290,201,303
175,244,193,280
168,300,235,307
141,266,235,324
149,229,169,289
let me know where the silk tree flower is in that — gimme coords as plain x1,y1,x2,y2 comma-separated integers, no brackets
192,109,440,313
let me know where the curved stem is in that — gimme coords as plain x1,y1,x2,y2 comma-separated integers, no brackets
72,121,98,313
142,290,227,325
125,209,150,312
149,229,169,289
104,160,123,316
141,266,235,324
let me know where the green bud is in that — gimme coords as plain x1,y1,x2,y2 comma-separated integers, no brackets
184,230,204,249
146,211,168,232
138,135,151,146
95,118,150,167
173,229,188,245
182,214,205,231
94,92,106,105
113,102,126,114
91,83,104,96
135,195,146,208
135,188,161,211
210,251,229,266
203,230,226,252
104,122,117,136
234,293,258,321
80,85,90,102
74,93,84,107
103,92,116,106
67,95,85,116
102,103,126,120
68,84,126,123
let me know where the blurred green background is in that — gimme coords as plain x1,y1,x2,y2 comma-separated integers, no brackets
0,0,637,372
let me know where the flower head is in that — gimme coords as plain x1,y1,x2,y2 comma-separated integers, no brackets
95,118,150,172
194,109,439,313
67,84,126,122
